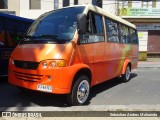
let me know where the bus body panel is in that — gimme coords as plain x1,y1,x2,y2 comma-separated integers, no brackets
104,42,123,82
70,39,95,85
92,42,105,84
11,44,67,61
9,59,91,94
131,45,139,69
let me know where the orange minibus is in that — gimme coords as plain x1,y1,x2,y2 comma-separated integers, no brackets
8,4,138,105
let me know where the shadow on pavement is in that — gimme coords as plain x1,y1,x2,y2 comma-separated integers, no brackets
86,73,137,105
0,73,137,110
0,76,8,83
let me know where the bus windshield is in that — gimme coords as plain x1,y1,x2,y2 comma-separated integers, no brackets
20,7,85,44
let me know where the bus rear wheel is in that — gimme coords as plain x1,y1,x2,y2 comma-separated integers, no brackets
121,65,131,82
67,75,90,106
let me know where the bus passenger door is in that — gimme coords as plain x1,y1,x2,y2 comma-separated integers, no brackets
71,35,94,84
73,35,104,86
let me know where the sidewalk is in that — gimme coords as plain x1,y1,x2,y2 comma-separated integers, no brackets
138,58,160,68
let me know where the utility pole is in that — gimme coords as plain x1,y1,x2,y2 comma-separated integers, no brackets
116,0,120,16
96,0,102,8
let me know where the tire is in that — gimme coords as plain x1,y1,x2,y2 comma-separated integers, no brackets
121,65,131,82
67,75,90,106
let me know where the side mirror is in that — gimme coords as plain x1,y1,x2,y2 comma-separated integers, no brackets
77,14,86,34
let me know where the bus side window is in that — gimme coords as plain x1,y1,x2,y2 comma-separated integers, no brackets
17,21,33,42
0,19,5,46
86,12,92,34
89,12,104,43
79,11,104,44
119,24,129,44
91,13,104,36
16,22,27,40
105,17,119,42
4,18,16,47
130,28,138,44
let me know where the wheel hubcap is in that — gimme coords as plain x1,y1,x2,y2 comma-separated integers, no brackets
77,80,89,104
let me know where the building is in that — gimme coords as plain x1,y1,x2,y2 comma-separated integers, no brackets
0,0,93,19
0,0,114,20
116,0,160,60
1,0,160,60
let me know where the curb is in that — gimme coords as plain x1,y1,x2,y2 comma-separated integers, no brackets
1,105,160,111
138,62,160,68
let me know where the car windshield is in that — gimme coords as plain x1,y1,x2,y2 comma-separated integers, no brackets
20,6,85,44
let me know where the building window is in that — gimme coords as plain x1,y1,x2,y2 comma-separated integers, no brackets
30,0,41,9
63,0,69,7
74,0,78,5
0,0,8,9
92,0,102,8
54,0,59,9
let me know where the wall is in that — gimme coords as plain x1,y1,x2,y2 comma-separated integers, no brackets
118,0,160,60
103,0,116,14
138,31,148,61
5,0,116,19
7,0,20,16
20,0,54,19
19,0,95,19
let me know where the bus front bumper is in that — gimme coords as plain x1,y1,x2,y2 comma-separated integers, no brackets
8,67,74,94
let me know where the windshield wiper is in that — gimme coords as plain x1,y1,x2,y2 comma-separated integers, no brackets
22,35,56,41
33,35,58,39
23,35,36,38
21,35,70,44
22,36,38,41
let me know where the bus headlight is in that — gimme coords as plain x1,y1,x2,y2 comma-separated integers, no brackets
11,59,14,65
40,60,67,68
51,62,56,67
42,62,48,68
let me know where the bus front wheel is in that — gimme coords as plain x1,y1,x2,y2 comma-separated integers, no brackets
67,75,90,106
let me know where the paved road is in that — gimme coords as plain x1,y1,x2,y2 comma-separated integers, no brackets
138,62,160,68
0,67,160,111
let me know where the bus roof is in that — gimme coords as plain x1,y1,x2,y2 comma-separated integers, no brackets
50,4,136,29
84,4,136,29
0,12,34,23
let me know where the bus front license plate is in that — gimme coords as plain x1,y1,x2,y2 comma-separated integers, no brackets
37,84,52,92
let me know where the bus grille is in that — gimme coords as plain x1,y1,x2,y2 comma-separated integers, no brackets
13,71,43,82
14,60,39,70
